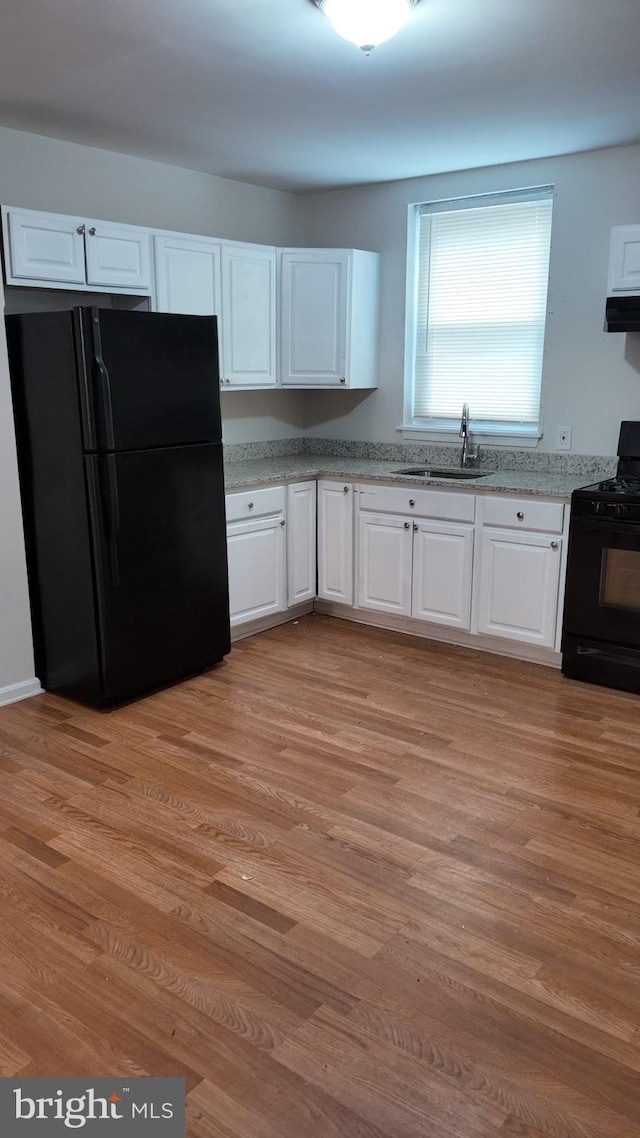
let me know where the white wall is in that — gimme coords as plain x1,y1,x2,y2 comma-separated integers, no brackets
300,143,640,456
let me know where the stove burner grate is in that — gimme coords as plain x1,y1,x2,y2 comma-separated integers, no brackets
597,476,640,495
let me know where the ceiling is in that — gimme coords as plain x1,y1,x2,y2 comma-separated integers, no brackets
1,0,640,194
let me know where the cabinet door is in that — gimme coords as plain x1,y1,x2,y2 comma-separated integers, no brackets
154,234,221,316
287,481,317,607
220,245,277,387
317,481,353,605
357,513,412,616
412,522,474,629
5,208,86,284
280,251,348,386
476,529,562,647
85,222,152,291
608,225,640,293
226,515,285,627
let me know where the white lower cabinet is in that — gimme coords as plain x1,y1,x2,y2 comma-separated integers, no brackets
225,477,567,658
317,480,354,605
226,481,317,630
226,515,286,628
412,521,474,629
357,511,474,629
475,528,562,648
287,481,317,606
358,513,412,616
355,484,475,630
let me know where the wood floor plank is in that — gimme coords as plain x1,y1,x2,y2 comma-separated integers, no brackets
0,614,638,1136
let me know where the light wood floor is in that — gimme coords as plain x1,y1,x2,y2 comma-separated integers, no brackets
0,614,639,1137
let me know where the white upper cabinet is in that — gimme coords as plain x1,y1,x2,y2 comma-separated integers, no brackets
220,244,277,387
154,234,277,389
280,249,380,388
2,206,152,293
85,221,151,291
154,235,221,315
4,208,86,285
608,225,640,293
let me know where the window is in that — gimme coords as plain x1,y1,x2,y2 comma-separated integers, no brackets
406,187,553,442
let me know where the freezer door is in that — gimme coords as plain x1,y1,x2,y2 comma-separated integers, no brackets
81,308,222,451
86,442,230,704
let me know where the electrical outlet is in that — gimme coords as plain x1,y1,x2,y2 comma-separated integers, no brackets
556,425,572,451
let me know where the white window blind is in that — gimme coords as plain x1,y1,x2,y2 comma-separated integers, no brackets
412,189,553,429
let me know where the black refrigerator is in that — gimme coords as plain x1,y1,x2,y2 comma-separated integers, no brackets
6,306,230,707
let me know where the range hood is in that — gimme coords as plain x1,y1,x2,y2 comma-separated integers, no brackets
605,296,640,332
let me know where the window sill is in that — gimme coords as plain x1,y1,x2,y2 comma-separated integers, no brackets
398,423,542,449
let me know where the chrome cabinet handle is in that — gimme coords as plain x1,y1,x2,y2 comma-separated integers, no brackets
403,521,410,529
413,522,418,531
88,226,97,236
343,485,349,493
280,519,286,527
339,377,346,384
76,224,85,235
409,499,415,507
248,502,254,510
517,511,524,520
550,540,558,549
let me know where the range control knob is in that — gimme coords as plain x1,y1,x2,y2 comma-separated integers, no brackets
593,501,605,515
614,502,628,519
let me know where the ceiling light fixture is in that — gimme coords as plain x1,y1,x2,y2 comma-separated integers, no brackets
313,0,420,55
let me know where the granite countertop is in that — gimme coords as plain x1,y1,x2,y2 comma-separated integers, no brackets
223,455,604,499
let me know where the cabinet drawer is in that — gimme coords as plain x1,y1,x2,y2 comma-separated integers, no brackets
226,485,286,522
482,496,564,534
358,484,475,523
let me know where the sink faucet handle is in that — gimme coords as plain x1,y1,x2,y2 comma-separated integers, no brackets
460,403,470,438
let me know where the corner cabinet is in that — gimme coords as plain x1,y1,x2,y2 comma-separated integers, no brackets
317,480,354,605
226,481,317,631
2,206,152,293
280,249,380,389
287,481,317,606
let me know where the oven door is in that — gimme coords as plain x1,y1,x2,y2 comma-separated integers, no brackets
563,515,640,647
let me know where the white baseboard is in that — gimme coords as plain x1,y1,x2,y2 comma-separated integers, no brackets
314,601,561,668
230,601,315,643
0,678,43,708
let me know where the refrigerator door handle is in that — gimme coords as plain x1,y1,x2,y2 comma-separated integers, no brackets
104,454,120,588
90,308,116,450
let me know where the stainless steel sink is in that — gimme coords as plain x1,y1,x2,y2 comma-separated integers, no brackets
392,467,491,480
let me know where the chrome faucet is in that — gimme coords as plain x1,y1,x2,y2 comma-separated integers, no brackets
459,403,479,468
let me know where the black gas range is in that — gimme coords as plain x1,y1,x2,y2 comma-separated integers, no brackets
562,422,640,694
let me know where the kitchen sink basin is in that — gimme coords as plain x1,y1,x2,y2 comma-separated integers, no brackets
392,467,491,480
